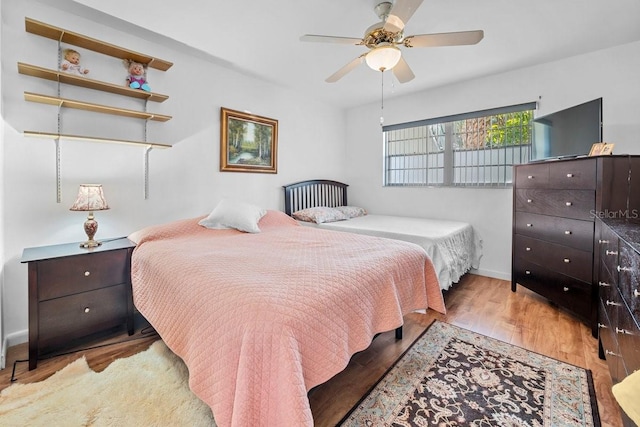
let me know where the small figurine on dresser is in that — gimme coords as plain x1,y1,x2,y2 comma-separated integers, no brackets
60,48,89,76
123,59,151,92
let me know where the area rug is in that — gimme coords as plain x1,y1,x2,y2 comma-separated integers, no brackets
339,320,601,426
0,340,215,426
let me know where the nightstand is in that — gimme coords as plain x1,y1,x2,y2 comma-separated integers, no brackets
21,237,136,370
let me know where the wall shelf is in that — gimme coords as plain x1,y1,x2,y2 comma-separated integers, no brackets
24,92,172,122
23,131,172,149
25,18,173,71
18,63,169,103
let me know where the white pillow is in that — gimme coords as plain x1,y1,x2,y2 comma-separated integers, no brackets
198,199,267,233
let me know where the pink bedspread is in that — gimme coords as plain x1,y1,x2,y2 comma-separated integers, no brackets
129,210,444,427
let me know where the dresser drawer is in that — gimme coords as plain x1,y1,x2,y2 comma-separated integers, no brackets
514,189,595,220
514,235,593,282
599,226,620,281
37,250,129,301
514,212,594,250
38,284,128,353
618,309,640,375
515,163,549,188
599,299,626,383
514,257,592,319
619,244,640,320
548,158,596,189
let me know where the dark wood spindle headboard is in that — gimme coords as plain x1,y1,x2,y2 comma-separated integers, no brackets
283,180,348,216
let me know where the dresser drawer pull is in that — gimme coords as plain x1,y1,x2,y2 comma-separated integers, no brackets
617,265,631,272
525,247,531,251
564,230,572,235
525,270,531,275
566,173,574,178
598,323,608,329
598,281,611,287
84,271,91,277
634,289,640,298
616,327,632,335
527,199,532,203
84,307,90,313
563,258,570,263
527,175,534,179
599,239,609,244
605,350,622,358
526,223,533,227
606,300,622,307
607,250,618,256
563,287,569,292
565,202,573,206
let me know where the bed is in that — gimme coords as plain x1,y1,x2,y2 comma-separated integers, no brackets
129,207,445,427
283,179,482,291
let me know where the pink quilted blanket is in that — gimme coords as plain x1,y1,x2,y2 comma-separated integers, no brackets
129,210,444,427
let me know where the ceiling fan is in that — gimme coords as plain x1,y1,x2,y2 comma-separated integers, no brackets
300,0,484,83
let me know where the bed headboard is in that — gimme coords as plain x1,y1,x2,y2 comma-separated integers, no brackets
283,180,348,216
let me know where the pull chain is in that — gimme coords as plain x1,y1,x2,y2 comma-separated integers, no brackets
380,70,384,126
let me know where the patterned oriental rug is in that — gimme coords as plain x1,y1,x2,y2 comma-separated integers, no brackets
339,320,601,427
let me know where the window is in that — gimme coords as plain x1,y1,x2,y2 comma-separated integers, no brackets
383,102,535,187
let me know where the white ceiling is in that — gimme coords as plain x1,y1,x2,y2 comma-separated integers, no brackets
63,0,640,109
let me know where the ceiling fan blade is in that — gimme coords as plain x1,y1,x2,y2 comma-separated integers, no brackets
383,0,425,33
392,56,415,83
326,54,366,83
300,34,363,45
404,30,484,48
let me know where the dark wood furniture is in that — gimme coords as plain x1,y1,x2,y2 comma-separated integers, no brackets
512,156,640,337
21,238,136,370
597,218,640,426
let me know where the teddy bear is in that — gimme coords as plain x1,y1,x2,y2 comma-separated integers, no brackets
123,59,150,92
60,48,89,76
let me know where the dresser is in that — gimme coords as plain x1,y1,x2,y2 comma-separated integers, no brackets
21,238,136,370
597,218,640,426
512,156,640,337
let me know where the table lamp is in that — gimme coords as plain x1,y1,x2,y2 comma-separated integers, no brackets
70,184,110,248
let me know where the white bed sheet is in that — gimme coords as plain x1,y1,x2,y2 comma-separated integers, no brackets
301,214,482,290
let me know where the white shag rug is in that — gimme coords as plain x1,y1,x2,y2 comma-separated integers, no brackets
0,340,216,426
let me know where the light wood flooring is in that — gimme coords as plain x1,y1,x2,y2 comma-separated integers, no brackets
1,274,623,426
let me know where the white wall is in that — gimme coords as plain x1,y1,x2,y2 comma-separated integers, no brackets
345,40,640,280
1,0,347,344
0,0,6,368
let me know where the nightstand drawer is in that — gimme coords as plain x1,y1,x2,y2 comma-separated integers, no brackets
39,284,128,352
38,250,129,301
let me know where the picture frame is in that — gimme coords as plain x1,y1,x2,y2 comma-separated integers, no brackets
220,107,278,173
588,142,615,157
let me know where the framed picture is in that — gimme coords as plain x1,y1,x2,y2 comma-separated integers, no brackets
220,107,278,173
588,142,615,156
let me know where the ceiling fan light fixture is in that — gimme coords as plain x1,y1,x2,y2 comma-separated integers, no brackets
365,43,401,71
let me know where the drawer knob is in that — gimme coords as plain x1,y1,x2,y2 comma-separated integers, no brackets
606,300,622,307
527,175,534,179
607,250,618,256
84,271,91,277
527,199,532,203
566,173,574,178
605,350,622,357
563,287,569,292
565,202,573,206
84,307,90,313
616,327,632,335
617,265,631,272
525,270,531,275
563,258,570,263
525,247,531,251
599,239,609,244
598,323,608,329
526,223,533,227
599,281,611,287
634,289,640,298
564,230,572,235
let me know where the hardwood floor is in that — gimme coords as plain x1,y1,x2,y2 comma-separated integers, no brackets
1,275,623,426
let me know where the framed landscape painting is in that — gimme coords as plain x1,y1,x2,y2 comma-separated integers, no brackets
220,107,278,173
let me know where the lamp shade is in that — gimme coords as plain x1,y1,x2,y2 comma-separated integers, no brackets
365,43,402,71
70,184,110,212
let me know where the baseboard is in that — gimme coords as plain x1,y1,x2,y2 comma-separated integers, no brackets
1,337,6,370
469,268,511,281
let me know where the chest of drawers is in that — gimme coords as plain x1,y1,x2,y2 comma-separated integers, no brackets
21,238,136,370
597,219,640,426
512,156,640,336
